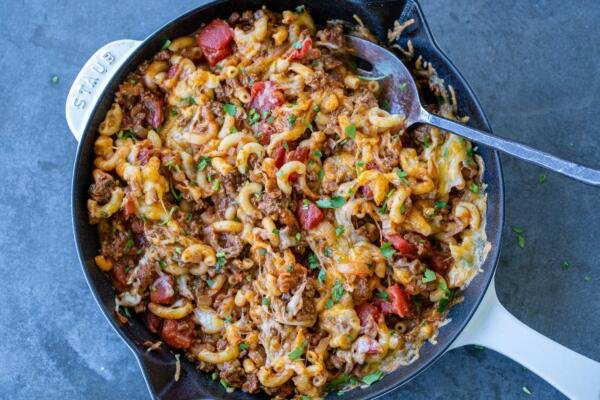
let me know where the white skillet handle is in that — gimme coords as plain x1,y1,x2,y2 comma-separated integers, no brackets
451,280,600,399
65,40,142,142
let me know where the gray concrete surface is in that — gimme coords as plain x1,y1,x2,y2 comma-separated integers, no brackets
0,0,598,399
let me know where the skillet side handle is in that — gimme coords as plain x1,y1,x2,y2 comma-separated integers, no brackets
65,39,142,142
451,281,600,399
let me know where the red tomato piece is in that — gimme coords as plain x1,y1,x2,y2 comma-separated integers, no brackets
286,146,309,163
250,81,284,113
144,310,163,334
296,200,324,230
197,19,234,66
386,234,418,260
143,94,164,129
111,262,128,291
361,185,374,199
122,194,136,219
272,144,287,169
161,318,195,349
380,284,411,317
290,37,312,60
150,275,175,305
356,303,381,327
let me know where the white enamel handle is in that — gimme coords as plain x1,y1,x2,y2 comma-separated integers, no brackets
66,39,142,142
451,278,600,399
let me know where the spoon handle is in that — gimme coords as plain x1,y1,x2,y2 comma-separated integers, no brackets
421,109,600,186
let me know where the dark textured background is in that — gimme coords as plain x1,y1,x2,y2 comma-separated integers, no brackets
0,0,598,399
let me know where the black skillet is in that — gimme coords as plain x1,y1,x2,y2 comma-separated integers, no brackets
67,1,600,399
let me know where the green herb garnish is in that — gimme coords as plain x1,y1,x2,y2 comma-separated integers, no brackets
239,343,250,351
361,370,384,385
376,291,389,300
434,200,447,209
344,124,357,139
223,103,236,116
469,182,480,193
318,268,326,285
160,39,172,50
316,196,345,209
422,268,436,283
335,225,345,236
160,206,176,225
288,339,308,360
395,168,410,184
331,279,345,302
380,242,395,259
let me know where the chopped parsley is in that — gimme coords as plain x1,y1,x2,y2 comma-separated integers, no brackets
186,96,196,105
170,179,182,201
422,268,437,283
295,232,302,241
316,196,345,209
469,182,480,193
308,252,319,269
435,200,447,209
466,147,474,158
288,339,308,360
117,130,136,141
331,279,345,302
239,342,250,351
206,278,215,288
361,370,384,385
437,289,455,313
295,5,306,13
398,82,407,93
376,291,389,300
288,114,297,126
219,379,230,390
287,264,294,272
538,174,548,184
584,275,592,282
512,227,526,248
125,235,134,252
223,103,236,116
313,104,320,113
381,99,391,111
344,124,357,139
171,109,178,117
324,299,334,309
292,40,303,49
258,248,267,255
272,228,280,235
380,242,395,259
313,149,322,158
423,134,429,148
51,75,59,84
522,386,532,395
159,206,176,225
318,168,325,180
196,157,210,171
160,39,172,50
215,251,226,270
248,108,260,124
512,226,525,234
561,261,570,270
395,168,410,184
318,268,326,285
120,306,132,318
212,179,220,191
158,259,167,270
335,225,345,236
262,297,269,306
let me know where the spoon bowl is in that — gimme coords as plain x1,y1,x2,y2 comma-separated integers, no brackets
346,35,600,186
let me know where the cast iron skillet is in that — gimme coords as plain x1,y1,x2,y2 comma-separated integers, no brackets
67,1,599,399
70,0,503,398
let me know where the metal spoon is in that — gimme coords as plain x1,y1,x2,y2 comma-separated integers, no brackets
346,35,600,186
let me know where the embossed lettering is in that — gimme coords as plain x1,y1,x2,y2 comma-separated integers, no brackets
74,97,86,110
83,76,100,88
92,62,107,74
78,84,92,95
102,51,116,64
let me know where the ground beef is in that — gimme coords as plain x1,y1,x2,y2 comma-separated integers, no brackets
316,24,344,48
100,229,132,260
222,172,242,197
219,361,245,387
202,225,245,259
242,372,260,393
264,382,295,399
256,189,287,217
89,171,115,203
351,277,371,304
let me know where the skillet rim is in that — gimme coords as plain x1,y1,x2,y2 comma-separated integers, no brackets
70,1,505,398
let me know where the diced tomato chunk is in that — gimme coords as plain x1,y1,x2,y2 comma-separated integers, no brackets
122,194,136,219
250,81,284,113
386,234,418,260
290,37,312,60
144,310,163,334
272,144,286,169
379,284,411,317
111,262,128,291
259,123,276,145
286,146,309,163
161,318,195,349
197,19,234,65
150,275,175,305
143,94,164,129
356,303,381,327
296,200,324,230
361,185,374,199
